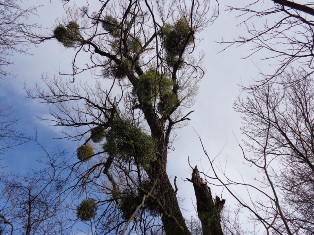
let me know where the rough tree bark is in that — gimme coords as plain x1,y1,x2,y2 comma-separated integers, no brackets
192,166,225,235
273,0,314,16
158,173,191,235
148,139,191,235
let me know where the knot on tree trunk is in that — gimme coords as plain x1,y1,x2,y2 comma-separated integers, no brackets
191,166,225,235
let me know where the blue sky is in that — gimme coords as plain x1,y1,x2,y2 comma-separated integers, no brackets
0,0,273,233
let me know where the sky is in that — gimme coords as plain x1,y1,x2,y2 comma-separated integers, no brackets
0,0,273,233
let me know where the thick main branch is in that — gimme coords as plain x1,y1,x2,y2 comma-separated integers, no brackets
273,0,314,16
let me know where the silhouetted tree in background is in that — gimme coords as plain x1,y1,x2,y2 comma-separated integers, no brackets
234,69,314,234
0,0,37,157
214,2,314,233
0,106,28,157
0,0,38,78
0,141,70,235
225,1,314,81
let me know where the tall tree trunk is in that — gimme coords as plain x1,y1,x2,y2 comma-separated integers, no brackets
149,146,191,235
157,173,191,235
25,199,32,235
145,127,191,235
192,166,225,235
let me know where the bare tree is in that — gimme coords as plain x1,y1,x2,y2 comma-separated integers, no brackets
28,0,225,234
0,0,38,78
231,69,314,234
0,141,71,235
213,3,314,232
224,1,314,81
0,106,28,157
0,0,37,158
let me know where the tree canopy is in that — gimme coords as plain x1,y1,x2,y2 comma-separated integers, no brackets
31,0,221,234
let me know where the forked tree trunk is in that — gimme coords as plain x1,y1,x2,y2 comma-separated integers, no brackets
148,125,224,234
192,166,225,235
151,165,225,235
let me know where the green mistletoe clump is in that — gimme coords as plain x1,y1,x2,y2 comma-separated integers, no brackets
53,21,81,47
77,144,94,162
77,198,97,221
